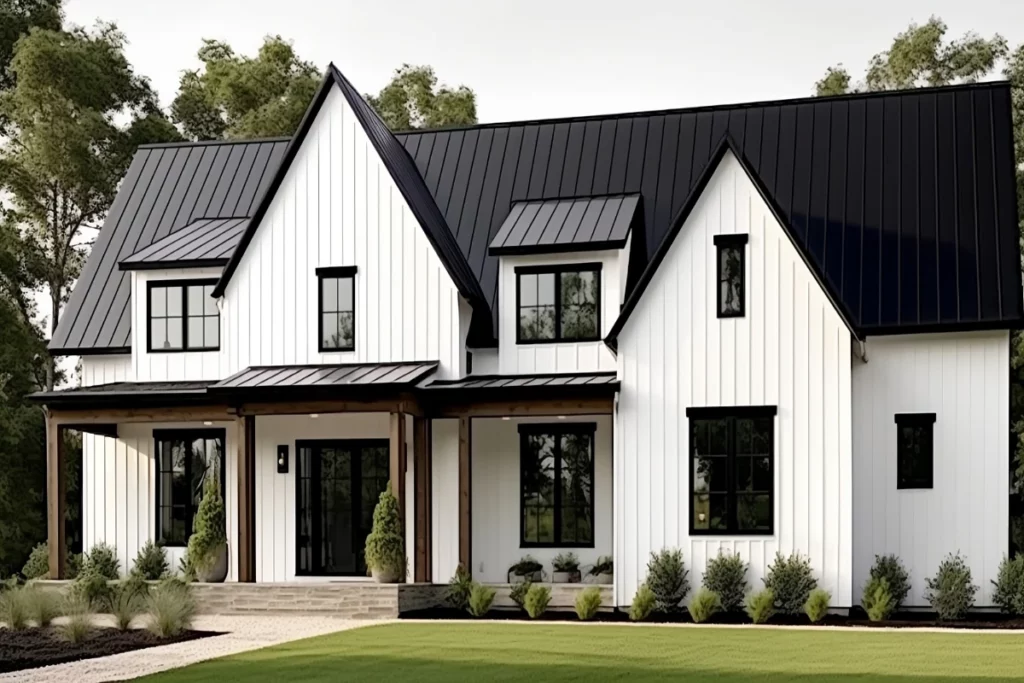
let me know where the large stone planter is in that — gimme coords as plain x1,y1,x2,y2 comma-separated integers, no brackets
196,544,228,583
593,572,613,585
510,570,543,583
371,566,402,583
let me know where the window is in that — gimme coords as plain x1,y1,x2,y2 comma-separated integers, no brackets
714,234,748,318
147,280,219,352
317,266,356,352
895,413,935,489
519,424,595,547
516,264,601,343
687,406,775,535
155,429,225,546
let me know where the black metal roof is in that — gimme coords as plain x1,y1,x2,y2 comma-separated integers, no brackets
120,217,248,270
489,194,639,256
27,380,216,408
211,361,439,390
427,371,618,390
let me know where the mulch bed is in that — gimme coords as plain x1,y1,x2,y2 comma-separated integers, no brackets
402,606,1024,629
0,626,219,674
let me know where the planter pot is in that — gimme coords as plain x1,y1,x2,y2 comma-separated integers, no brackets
371,566,402,583
593,572,613,585
552,570,581,584
511,570,543,583
196,544,228,583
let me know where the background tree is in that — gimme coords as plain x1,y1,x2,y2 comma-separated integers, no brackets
365,64,476,130
0,0,62,91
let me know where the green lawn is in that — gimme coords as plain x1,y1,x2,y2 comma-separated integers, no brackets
139,622,1024,682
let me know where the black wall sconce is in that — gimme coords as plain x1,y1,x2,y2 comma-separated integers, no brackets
277,445,289,474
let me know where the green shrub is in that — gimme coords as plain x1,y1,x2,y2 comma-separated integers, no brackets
188,475,227,577
702,551,748,612
363,482,404,579
524,584,551,619
66,552,83,580
629,583,656,622
509,578,532,609
688,588,721,624
467,583,496,618
21,543,49,580
132,541,169,580
745,588,775,624
146,579,197,637
509,556,544,579
0,587,28,629
869,554,911,609
178,553,196,582
925,552,977,621
109,582,144,631
445,565,473,610
59,597,93,643
646,548,689,612
552,552,579,573
71,571,113,609
589,556,613,577
804,588,831,623
83,543,120,580
23,586,59,627
862,577,895,622
763,552,817,615
575,586,602,620
992,554,1024,615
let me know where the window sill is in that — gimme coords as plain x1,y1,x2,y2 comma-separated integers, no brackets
519,543,596,549
147,348,220,354
689,530,774,537
515,338,603,346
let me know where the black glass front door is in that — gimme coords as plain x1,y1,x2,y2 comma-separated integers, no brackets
296,440,389,576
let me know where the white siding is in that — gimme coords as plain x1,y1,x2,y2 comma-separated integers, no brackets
432,419,460,581
81,356,133,386
852,332,1009,607
614,150,853,607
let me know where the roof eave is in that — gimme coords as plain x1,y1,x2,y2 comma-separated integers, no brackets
120,258,229,272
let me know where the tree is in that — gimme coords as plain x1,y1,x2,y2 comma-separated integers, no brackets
0,23,180,390
0,0,62,91
365,64,477,130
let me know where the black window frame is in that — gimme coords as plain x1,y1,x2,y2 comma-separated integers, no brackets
316,266,357,353
686,405,776,536
895,413,935,489
146,279,220,353
154,428,226,548
714,234,748,319
519,423,596,549
515,263,602,344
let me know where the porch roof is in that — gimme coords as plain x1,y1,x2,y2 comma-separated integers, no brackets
210,361,439,391
27,380,216,408
424,371,619,401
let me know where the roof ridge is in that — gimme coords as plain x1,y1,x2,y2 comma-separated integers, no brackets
137,136,292,150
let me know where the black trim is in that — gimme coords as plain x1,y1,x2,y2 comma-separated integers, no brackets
121,258,229,272
895,413,936,489
49,346,131,358
315,265,359,277
515,263,602,345
715,234,748,319
491,240,629,257
712,234,749,247
317,271,356,353
146,279,220,353
863,320,1024,337
518,423,596,549
686,405,777,419
153,428,226,547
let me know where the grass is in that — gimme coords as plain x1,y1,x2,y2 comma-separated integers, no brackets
137,622,1024,682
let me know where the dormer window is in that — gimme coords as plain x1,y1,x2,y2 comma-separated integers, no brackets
147,280,219,352
317,266,356,352
714,234,748,318
516,264,601,344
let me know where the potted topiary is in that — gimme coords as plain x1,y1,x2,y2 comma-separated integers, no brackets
365,482,405,583
508,556,544,583
187,475,227,583
552,552,581,583
589,556,613,584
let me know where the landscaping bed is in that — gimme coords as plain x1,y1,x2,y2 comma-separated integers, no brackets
0,625,218,674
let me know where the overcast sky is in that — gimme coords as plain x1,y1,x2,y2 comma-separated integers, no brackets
64,0,1024,124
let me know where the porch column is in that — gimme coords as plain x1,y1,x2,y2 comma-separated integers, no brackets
413,417,432,582
237,415,256,582
389,412,407,534
46,414,66,580
458,416,471,573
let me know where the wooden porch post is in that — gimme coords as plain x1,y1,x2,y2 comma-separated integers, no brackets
458,416,471,573
46,414,66,580
389,412,407,534
237,415,256,582
413,417,432,582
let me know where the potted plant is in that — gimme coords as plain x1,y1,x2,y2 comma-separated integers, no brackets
187,475,227,583
589,556,613,585
508,556,544,583
365,482,405,583
552,552,581,583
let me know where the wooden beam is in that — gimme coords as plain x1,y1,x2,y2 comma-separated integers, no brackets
458,416,471,574
413,417,432,583
389,412,407,540
61,423,118,438
50,405,234,425
433,397,614,418
46,415,66,579
237,415,256,582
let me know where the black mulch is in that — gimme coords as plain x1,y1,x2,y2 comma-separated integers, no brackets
0,626,219,674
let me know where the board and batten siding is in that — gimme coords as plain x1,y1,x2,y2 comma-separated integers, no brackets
81,355,133,386
431,419,460,582
852,332,1009,607
220,84,467,379
614,150,853,607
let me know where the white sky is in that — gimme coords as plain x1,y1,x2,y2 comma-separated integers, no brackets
64,0,1024,124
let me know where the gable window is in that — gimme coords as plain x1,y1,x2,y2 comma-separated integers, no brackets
895,413,935,489
147,280,219,352
520,423,595,547
155,429,225,546
714,234,748,318
687,406,775,535
516,264,601,343
317,266,356,352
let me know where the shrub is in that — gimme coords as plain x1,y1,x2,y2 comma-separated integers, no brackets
688,588,721,624
178,553,196,582
445,565,473,610
925,552,978,621
60,597,94,644
702,551,748,612
629,583,656,622
188,475,227,577
23,586,59,627
646,549,689,612
509,556,544,580
21,543,49,580
363,483,404,579
71,571,113,609
132,541,169,580
804,588,831,623
0,587,28,630
467,583,496,618
552,552,579,573
109,583,144,631
509,578,532,609
83,542,120,580
524,584,551,619
862,577,895,622
992,554,1024,615
575,586,602,620
146,579,197,637
763,552,817,615
745,588,775,624
869,554,911,610
66,552,83,580
590,556,613,577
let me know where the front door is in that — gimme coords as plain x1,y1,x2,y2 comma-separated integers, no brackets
296,440,390,576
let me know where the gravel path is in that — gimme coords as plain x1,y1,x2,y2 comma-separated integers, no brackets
0,615,377,683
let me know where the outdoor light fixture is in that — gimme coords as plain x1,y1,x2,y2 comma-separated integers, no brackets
309,413,319,418
557,415,566,420
277,445,289,474
502,416,511,421
203,421,213,426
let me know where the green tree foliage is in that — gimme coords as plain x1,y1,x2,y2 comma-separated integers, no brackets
0,0,62,95
366,64,476,131
187,474,225,573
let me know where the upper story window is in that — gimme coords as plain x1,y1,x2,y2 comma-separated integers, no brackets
155,429,224,546
895,413,935,489
520,423,595,548
318,266,356,352
516,264,601,344
147,280,219,352
714,234,748,318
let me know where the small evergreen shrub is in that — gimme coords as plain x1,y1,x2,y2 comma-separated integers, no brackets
575,586,602,620
509,579,532,609
363,483,404,580
629,583,656,621
188,476,227,577
763,552,816,615
467,583,496,618
991,554,1024,615
745,588,775,624
132,540,169,580
688,588,721,624
59,597,93,644
646,549,689,612
862,577,895,622
146,579,197,637
66,553,83,580
83,542,120,580
552,552,580,573
804,588,831,623
925,552,978,621
445,565,473,610
23,586,59,627
21,543,49,580
702,551,748,612
869,554,911,609
71,571,113,609
0,587,28,630
524,584,551,619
